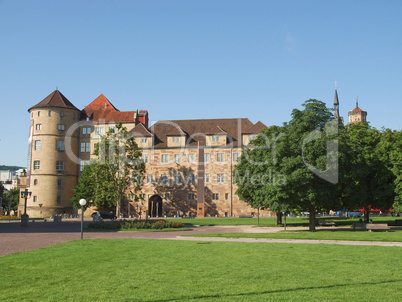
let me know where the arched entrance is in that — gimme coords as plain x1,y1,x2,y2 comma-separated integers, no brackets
148,195,163,217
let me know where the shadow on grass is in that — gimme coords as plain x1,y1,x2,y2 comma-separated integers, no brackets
151,279,402,302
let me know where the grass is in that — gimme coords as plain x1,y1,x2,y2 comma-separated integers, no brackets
187,230,402,242
86,227,191,232
170,216,400,227
0,239,401,301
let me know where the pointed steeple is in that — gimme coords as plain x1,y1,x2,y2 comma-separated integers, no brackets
333,86,339,119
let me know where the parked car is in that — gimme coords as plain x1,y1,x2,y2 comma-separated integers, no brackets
91,211,117,220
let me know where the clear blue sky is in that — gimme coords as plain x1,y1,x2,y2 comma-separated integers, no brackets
1,0,401,167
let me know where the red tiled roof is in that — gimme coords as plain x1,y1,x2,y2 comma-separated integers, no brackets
149,118,258,148
82,94,136,123
351,107,365,112
29,90,79,111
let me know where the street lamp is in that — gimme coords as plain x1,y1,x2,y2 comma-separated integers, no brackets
79,199,87,240
20,188,32,226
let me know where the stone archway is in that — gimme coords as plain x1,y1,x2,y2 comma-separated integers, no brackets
148,195,163,218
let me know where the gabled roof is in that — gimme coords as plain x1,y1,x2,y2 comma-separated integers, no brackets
131,123,153,137
149,118,259,148
82,94,136,123
29,90,79,111
243,121,268,134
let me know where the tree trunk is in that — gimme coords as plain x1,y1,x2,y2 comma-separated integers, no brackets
364,208,370,223
276,211,282,225
308,205,316,231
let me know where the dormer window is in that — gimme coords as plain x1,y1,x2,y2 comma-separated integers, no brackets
141,138,148,143
212,136,220,142
173,137,180,143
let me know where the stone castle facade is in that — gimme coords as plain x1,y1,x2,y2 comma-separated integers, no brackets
20,90,268,218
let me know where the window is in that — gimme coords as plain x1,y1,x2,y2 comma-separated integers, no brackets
161,154,169,163
249,135,257,141
34,140,41,151
225,193,229,200
233,153,240,162
58,179,62,187
48,111,51,117
160,174,169,185
56,140,65,151
57,196,61,204
57,124,65,131
56,161,64,171
175,174,183,184
34,161,40,170
142,154,148,163
217,174,225,183
188,193,195,200
172,137,180,143
36,124,42,130
82,127,92,135
165,193,170,200
80,160,90,171
34,179,38,186
60,112,64,118
108,126,117,133
212,136,220,142
33,196,37,202
147,174,154,183
205,174,210,182
141,138,148,143
140,194,146,199
175,154,182,163
95,127,104,134
187,173,196,184
217,153,224,162
188,154,195,163
212,193,219,200
38,111,40,117
80,142,90,153
204,153,210,163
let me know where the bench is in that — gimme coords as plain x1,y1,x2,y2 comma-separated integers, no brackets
366,224,390,232
395,219,402,225
318,220,335,227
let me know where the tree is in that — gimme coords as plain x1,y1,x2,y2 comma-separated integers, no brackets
0,181,4,214
71,164,95,210
235,100,342,231
92,122,145,215
2,187,19,215
345,123,395,222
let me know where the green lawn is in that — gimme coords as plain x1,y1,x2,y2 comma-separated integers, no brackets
187,230,402,242
170,216,400,227
1,239,401,301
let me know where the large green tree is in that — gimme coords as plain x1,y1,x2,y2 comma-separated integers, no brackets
344,123,395,222
235,100,343,231
71,164,95,210
72,122,145,215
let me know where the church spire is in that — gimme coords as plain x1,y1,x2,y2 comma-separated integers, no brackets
334,82,339,119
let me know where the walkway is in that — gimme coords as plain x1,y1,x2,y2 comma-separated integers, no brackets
1,220,401,257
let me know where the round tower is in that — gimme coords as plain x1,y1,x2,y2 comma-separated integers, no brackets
21,90,81,217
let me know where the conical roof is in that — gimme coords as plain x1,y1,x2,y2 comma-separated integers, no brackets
334,89,339,105
29,90,79,111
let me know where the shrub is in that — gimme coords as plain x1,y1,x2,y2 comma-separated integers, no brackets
87,219,184,230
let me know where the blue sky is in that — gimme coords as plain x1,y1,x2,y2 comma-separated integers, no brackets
1,0,401,167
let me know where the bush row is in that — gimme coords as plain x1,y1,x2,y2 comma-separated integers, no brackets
87,219,184,230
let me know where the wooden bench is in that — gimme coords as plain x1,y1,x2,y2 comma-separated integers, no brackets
318,220,335,227
365,223,390,232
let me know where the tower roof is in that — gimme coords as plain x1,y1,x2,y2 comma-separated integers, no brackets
334,89,339,105
29,90,79,111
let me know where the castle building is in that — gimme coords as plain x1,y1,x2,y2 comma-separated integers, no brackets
21,90,267,218
348,97,367,123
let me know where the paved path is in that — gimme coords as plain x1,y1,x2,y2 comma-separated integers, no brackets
1,220,401,257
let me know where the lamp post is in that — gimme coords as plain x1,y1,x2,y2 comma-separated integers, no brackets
79,199,87,240
20,188,32,226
